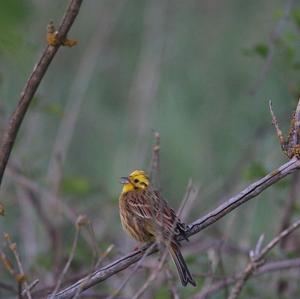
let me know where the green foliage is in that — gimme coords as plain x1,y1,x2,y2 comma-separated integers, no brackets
61,176,92,197
242,43,269,58
0,0,31,58
154,285,169,299
35,253,53,271
243,161,267,180
292,9,300,29
253,43,269,58
40,103,64,118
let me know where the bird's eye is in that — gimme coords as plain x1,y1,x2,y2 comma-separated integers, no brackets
134,179,139,183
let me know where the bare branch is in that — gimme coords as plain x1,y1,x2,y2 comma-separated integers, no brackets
193,258,300,299
149,131,161,190
50,157,300,298
228,218,300,299
187,157,300,237
21,279,39,297
106,243,156,299
48,216,84,298
0,0,83,186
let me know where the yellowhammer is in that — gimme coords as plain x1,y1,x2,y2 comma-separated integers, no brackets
119,170,196,287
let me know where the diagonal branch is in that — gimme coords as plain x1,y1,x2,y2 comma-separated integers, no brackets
49,157,300,299
0,0,83,186
187,157,300,237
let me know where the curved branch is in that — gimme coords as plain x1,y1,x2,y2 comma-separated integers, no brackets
50,157,300,299
0,0,83,186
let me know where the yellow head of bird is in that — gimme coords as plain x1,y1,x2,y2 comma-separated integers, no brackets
120,170,150,194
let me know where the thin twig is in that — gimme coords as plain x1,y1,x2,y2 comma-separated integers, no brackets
72,242,114,299
132,249,169,299
269,100,286,148
149,131,161,190
179,179,199,221
6,166,94,247
48,217,83,299
187,157,300,238
0,0,83,186
216,245,229,298
165,268,180,299
50,157,300,299
278,172,299,242
106,243,157,299
21,279,40,297
228,218,300,299
276,172,299,294
4,234,32,299
193,258,300,299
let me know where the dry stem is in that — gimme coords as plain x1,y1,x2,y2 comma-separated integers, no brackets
0,0,83,186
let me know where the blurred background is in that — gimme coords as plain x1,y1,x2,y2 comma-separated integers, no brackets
1,0,300,298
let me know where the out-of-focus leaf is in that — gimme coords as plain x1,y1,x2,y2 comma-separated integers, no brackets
41,103,64,117
242,43,269,58
35,254,52,270
253,43,269,58
274,178,289,189
292,62,300,69
61,176,92,197
243,161,267,180
154,285,169,299
0,1,31,58
273,9,284,20
292,9,300,29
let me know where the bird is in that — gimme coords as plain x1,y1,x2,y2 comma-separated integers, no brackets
119,169,196,287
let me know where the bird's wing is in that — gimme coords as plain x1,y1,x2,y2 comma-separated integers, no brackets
126,190,154,219
127,190,178,231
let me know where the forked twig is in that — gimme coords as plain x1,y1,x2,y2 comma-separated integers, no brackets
228,218,300,299
4,233,32,299
269,100,285,148
193,258,300,299
269,99,300,158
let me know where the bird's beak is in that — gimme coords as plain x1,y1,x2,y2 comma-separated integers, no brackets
120,176,130,184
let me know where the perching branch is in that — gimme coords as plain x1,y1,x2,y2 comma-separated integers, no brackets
49,156,300,299
187,157,300,237
0,0,83,186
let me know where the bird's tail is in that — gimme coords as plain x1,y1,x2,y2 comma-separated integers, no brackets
169,242,196,287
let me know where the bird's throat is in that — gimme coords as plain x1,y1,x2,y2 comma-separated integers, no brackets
122,183,135,194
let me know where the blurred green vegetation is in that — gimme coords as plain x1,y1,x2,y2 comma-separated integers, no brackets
1,0,300,298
